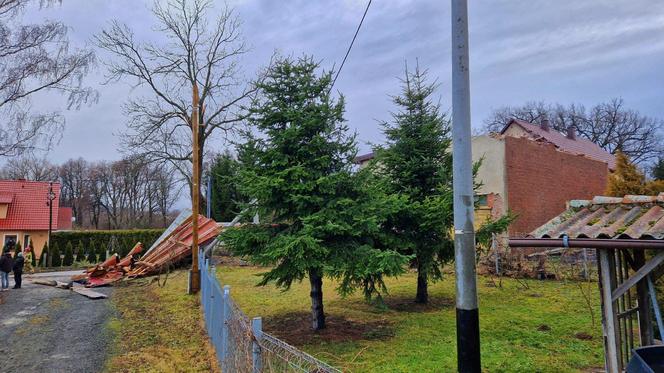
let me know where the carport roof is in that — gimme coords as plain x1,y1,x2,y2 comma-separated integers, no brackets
528,193,664,240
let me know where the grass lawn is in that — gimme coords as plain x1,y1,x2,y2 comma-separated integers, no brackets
104,272,220,373
217,264,604,373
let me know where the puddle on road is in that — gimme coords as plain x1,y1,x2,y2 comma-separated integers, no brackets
1,316,25,326
16,306,37,317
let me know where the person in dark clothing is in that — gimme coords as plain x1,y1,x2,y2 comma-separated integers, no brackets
0,252,13,291
12,252,24,289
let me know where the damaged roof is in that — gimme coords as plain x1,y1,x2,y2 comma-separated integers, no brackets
529,193,664,240
503,119,616,170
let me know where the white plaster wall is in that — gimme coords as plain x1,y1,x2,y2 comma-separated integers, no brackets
471,135,507,208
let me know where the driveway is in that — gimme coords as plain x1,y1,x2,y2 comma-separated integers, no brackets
0,270,115,373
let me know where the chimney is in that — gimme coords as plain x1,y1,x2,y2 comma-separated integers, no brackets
541,117,550,131
566,126,576,140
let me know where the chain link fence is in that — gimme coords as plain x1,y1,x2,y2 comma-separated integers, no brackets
200,251,341,373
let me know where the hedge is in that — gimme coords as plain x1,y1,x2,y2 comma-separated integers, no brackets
51,229,165,257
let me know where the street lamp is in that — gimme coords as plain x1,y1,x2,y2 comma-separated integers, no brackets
47,182,56,267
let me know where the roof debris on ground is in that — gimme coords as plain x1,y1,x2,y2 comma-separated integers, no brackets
70,213,221,288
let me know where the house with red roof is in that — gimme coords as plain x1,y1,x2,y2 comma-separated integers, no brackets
0,179,72,256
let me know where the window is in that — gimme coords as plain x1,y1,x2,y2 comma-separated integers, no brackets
3,235,17,249
24,234,31,248
474,194,489,207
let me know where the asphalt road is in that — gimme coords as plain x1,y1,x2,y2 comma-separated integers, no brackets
0,270,114,373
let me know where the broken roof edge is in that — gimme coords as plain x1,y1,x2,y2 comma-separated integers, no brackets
143,209,192,257
519,193,664,242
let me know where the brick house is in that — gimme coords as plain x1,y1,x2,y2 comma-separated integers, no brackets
473,119,614,236
354,118,615,236
0,180,72,256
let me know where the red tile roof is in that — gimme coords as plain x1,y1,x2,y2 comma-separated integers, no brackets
57,207,73,231
0,180,60,231
502,119,616,170
0,192,13,204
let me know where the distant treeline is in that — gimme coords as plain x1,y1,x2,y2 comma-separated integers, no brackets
0,155,182,229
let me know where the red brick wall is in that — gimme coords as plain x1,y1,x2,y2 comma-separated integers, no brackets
505,136,608,236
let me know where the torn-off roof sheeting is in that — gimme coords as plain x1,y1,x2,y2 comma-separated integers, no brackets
529,193,664,240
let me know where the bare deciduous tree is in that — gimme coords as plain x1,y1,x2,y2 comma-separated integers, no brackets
484,98,663,165
96,0,252,201
12,156,184,230
0,153,58,181
0,0,95,156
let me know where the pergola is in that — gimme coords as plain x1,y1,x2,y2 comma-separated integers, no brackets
510,194,664,373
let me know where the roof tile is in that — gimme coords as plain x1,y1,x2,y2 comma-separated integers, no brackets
504,119,616,170
0,180,61,231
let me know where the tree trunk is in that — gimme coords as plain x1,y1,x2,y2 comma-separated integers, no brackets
415,261,428,304
309,269,326,330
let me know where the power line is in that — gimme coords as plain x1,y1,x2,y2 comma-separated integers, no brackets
329,0,372,92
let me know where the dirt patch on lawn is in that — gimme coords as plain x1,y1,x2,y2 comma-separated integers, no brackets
575,332,593,340
264,312,394,346
382,296,454,313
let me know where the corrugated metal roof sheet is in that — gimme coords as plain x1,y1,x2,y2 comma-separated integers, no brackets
529,193,664,240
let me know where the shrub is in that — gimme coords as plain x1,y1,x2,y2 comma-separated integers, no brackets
63,242,74,266
51,229,164,253
39,243,48,267
51,243,61,267
75,240,86,263
97,242,107,262
29,240,36,267
14,241,21,256
87,241,97,264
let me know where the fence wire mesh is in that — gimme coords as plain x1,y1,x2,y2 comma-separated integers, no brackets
259,332,341,373
226,297,254,373
199,251,341,373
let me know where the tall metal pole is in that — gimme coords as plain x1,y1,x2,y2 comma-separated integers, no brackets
189,82,201,294
451,1,480,371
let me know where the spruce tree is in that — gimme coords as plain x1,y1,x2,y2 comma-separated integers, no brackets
652,158,664,181
374,63,513,304
14,241,22,257
63,242,74,266
209,151,243,222
222,56,408,330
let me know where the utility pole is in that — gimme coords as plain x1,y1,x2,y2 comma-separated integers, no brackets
47,181,55,267
206,174,212,218
189,82,201,294
451,1,480,372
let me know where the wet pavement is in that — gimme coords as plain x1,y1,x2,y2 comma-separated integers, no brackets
0,270,114,373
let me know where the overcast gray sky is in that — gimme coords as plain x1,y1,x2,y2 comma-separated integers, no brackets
22,0,664,163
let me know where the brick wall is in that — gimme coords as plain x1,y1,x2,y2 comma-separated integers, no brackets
505,136,608,236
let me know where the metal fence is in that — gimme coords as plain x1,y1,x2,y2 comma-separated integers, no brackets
199,252,342,373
